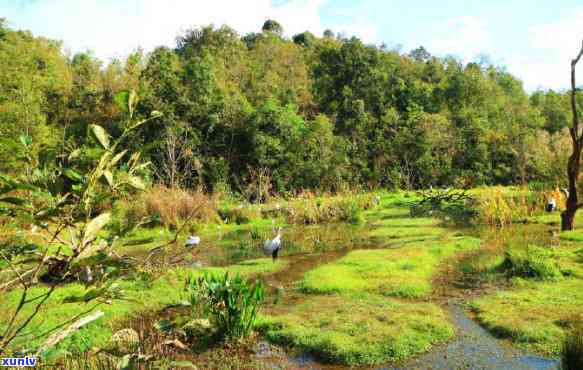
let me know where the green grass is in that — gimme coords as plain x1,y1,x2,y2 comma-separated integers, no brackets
301,237,480,298
365,204,447,243
560,230,583,242
471,278,583,355
0,258,286,356
202,258,288,275
257,294,453,365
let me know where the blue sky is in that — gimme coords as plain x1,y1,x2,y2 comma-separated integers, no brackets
2,0,583,91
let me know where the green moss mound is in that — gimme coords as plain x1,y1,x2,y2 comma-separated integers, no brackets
471,278,583,355
301,237,480,298
257,295,453,365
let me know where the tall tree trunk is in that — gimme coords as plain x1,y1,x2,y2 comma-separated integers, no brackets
561,40,583,231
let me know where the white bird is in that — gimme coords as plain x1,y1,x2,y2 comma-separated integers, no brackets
185,235,201,248
263,227,282,261
372,195,381,205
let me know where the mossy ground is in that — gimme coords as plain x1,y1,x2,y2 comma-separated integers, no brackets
257,295,453,365
469,240,583,356
470,278,583,355
301,237,480,298
257,196,474,365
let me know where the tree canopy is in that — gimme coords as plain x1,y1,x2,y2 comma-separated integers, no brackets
0,20,577,194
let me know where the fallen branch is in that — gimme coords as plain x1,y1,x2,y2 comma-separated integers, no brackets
35,310,104,356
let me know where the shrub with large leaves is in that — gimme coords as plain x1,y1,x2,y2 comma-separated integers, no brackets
186,272,265,340
0,91,161,354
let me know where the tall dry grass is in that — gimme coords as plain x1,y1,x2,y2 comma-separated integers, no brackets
475,187,540,227
260,193,375,225
119,186,220,228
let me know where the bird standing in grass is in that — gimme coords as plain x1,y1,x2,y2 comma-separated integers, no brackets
263,227,282,261
185,235,200,248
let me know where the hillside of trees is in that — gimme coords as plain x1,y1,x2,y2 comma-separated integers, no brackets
0,18,578,196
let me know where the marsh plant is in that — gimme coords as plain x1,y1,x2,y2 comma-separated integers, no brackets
475,187,540,227
561,325,583,370
282,193,373,225
501,244,562,280
186,272,265,340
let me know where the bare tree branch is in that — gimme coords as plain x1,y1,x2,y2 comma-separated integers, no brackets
35,309,104,356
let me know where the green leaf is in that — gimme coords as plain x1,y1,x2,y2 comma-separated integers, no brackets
103,170,114,187
108,150,127,168
82,213,112,246
68,149,82,160
63,286,105,303
128,90,138,117
0,197,28,206
127,176,145,190
89,124,110,150
19,134,32,147
117,355,132,370
168,361,197,369
63,168,84,182
73,240,107,264
114,91,130,113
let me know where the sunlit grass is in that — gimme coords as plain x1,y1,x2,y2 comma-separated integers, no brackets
471,278,583,355
0,258,286,356
301,237,480,298
257,294,453,365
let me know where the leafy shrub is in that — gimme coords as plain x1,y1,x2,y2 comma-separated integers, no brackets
501,244,562,280
561,325,583,370
186,272,265,340
410,188,477,224
337,199,364,224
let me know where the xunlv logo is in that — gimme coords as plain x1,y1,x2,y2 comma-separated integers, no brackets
1,356,37,367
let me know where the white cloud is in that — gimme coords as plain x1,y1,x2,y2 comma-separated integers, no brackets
334,23,379,44
511,7,583,91
423,16,491,60
2,0,332,62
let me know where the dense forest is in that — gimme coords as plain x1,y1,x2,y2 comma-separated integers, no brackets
0,18,578,196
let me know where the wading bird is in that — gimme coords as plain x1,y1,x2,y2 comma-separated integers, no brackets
263,227,282,261
185,235,200,248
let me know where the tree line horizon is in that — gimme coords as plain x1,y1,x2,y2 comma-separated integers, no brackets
1,18,579,196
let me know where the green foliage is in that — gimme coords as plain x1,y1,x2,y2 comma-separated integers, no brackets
0,19,573,192
0,99,154,354
186,272,265,340
410,188,478,224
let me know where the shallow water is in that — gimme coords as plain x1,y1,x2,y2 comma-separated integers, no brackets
142,206,565,369
388,305,559,370
255,220,563,369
